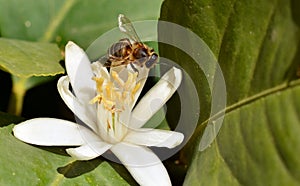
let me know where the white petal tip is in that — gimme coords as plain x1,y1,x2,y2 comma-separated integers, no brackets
164,67,182,89
66,142,112,161
171,132,184,147
66,148,94,161
66,40,75,45
65,41,82,52
149,131,184,148
12,124,23,140
153,131,184,148
12,118,88,146
111,143,172,186
65,41,77,50
124,129,184,149
173,66,182,77
12,121,36,143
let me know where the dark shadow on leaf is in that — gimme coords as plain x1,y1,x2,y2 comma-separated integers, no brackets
0,111,25,127
92,150,139,185
0,70,12,112
285,39,300,81
109,162,138,186
290,0,300,80
37,146,71,156
56,150,138,184
104,151,138,186
163,153,187,186
291,0,300,26
57,158,103,178
59,59,66,70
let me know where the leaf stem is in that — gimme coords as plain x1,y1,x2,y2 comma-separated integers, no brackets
8,76,27,116
201,80,300,127
39,0,77,42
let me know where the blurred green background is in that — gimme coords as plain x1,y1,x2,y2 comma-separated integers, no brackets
0,0,163,119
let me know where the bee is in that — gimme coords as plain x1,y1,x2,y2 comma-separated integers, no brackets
99,14,158,72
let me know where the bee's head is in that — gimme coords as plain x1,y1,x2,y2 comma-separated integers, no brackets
133,44,158,68
134,47,148,59
133,46,148,65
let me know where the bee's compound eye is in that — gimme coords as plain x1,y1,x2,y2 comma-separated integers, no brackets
136,48,148,59
145,53,158,68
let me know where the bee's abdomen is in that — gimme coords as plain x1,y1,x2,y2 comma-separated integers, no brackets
109,40,131,58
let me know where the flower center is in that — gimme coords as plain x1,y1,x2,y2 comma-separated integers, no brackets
90,69,140,143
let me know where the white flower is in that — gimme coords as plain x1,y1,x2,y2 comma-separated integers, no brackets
13,41,183,186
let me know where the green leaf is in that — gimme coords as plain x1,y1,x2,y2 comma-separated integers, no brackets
0,111,25,127
0,38,63,115
0,38,63,77
160,0,300,185
0,123,133,185
184,82,300,185
0,0,163,114
0,112,137,185
161,0,299,105
0,0,163,48
0,1,165,184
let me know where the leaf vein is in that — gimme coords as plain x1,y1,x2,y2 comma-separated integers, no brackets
248,1,279,96
39,0,77,42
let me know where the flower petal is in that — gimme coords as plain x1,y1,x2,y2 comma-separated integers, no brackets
111,142,171,186
57,76,97,132
130,67,182,128
13,118,97,146
66,141,112,160
124,128,184,148
65,41,96,102
132,66,150,108
91,61,109,79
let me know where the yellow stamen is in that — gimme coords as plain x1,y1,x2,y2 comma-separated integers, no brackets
133,71,138,79
124,72,134,90
107,119,111,132
122,91,128,100
102,98,115,110
131,82,141,99
89,95,102,104
92,77,104,93
115,92,122,102
105,82,113,99
111,70,124,87
91,69,140,117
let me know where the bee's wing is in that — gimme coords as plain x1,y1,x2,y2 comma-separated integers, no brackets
97,55,111,67
118,14,141,42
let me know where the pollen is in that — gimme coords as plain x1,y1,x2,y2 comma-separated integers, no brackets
107,119,111,132
131,82,141,99
111,71,124,87
105,83,113,99
92,77,104,93
124,71,137,90
89,95,102,104
91,70,139,114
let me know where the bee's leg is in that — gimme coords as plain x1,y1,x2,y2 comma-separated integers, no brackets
130,63,139,73
103,61,112,67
